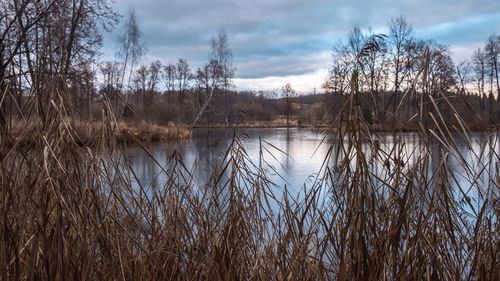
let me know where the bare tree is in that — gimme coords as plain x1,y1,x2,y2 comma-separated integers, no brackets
388,16,413,93
323,63,350,94
191,31,233,127
455,60,471,94
162,63,176,94
210,30,234,123
72,62,97,118
0,0,116,132
147,60,162,92
44,0,117,116
175,58,191,106
192,59,224,127
133,65,149,108
326,27,367,94
484,34,499,94
57,0,117,77
99,60,122,113
472,48,486,94
282,83,295,127
386,16,414,121
117,7,145,90
400,39,426,90
145,60,161,106
426,42,456,93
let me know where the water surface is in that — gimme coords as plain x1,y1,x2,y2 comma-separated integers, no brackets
124,128,500,205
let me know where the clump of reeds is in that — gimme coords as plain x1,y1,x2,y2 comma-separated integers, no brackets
6,118,191,147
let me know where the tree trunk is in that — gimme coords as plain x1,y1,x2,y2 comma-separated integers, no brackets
0,69,10,136
192,86,215,128
495,60,499,95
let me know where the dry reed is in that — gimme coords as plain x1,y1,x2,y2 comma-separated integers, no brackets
1,50,499,280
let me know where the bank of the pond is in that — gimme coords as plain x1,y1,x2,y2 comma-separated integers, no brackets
195,120,500,132
6,119,191,147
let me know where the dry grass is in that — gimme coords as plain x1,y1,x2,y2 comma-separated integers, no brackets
6,118,191,147
1,93,499,280
1,53,500,280
200,116,302,128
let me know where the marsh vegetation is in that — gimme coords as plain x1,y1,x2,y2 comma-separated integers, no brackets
1,1,500,280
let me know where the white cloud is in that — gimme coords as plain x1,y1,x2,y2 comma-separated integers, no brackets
233,68,329,94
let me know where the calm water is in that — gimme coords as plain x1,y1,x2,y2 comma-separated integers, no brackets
125,128,333,191
124,128,500,202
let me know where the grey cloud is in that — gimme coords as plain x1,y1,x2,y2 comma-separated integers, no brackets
235,51,330,78
103,0,500,83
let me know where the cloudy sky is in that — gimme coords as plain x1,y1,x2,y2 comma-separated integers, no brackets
102,0,500,93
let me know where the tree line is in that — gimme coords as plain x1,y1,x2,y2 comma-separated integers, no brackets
0,1,237,131
323,16,500,129
0,0,117,133
1,2,500,131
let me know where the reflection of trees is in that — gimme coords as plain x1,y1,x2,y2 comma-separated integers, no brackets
285,128,291,171
178,129,234,186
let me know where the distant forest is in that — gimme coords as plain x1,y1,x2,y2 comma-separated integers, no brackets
1,2,500,131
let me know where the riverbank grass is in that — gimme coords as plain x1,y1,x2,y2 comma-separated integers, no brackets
7,119,191,147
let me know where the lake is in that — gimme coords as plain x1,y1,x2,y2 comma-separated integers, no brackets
125,128,333,191
124,128,499,207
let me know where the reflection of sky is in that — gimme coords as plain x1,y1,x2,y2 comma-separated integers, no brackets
125,128,335,193
123,129,500,214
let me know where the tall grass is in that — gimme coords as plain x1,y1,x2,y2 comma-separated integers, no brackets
1,63,500,280
6,118,190,147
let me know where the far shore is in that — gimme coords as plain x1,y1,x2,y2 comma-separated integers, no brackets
193,122,499,133
6,118,499,149
6,119,191,148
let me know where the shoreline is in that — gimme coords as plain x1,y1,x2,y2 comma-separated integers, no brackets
6,119,498,149
5,119,191,148
193,123,500,133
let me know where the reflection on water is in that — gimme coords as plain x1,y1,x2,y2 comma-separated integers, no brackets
125,128,332,190
124,128,500,205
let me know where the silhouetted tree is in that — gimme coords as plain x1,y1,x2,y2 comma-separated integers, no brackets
192,31,233,127
282,83,295,127
388,16,413,93
175,58,191,106
163,63,176,94
455,60,471,94
472,48,487,94
210,30,234,123
118,7,145,90
484,34,499,94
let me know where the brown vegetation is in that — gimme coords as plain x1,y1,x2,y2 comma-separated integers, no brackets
1,28,500,280
2,86,500,280
7,119,191,147
1,1,500,280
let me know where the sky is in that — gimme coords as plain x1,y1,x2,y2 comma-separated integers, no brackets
102,0,500,94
